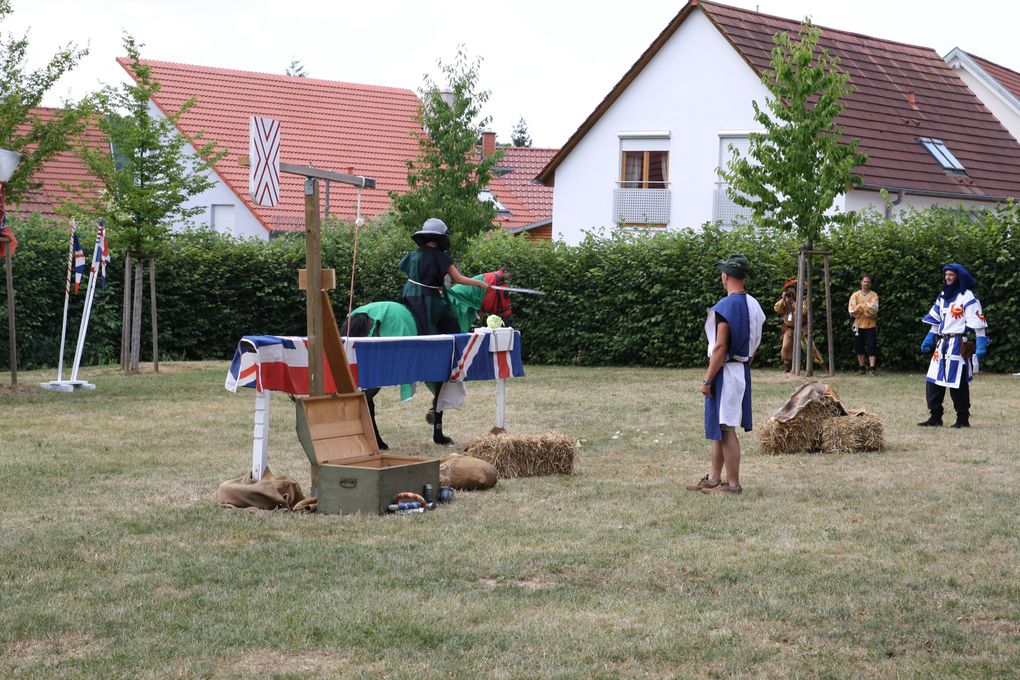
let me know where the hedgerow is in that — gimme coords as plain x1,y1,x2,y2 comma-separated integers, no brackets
2,204,1016,372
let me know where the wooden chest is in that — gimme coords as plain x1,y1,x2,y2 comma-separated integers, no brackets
295,393,438,515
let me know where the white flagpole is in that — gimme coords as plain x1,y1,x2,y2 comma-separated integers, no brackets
70,224,102,382
56,220,75,381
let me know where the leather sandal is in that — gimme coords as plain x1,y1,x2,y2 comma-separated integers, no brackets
703,482,742,494
686,475,720,491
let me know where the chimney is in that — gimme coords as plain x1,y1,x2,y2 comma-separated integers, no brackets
481,130,496,158
907,91,918,110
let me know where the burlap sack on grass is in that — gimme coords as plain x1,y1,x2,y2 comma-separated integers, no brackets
460,432,577,478
216,467,308,510
440,454,498,490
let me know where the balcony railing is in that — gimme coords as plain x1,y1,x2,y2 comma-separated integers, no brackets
613,183,670,226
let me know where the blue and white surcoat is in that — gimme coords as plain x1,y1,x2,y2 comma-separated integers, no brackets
922,289,987,389
704,292,766,441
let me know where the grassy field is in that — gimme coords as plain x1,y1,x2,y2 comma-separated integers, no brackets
2,362,1019,679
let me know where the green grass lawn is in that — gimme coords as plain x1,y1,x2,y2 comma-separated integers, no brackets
2,362,1019,678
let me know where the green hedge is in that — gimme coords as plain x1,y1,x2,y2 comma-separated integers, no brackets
2,205,1016,373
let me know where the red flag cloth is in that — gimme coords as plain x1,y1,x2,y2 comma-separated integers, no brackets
0,214,17,257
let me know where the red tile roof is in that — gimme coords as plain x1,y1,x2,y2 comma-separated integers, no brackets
539,0,1020,202
119,59,422,233
9,108,107,219
966,53,1020,103
489,146,556,231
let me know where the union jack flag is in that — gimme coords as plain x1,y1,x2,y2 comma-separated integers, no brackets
72,229,86,294
98,220,110,288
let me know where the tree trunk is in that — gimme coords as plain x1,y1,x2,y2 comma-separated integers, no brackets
121,252,132,372
149,257,159,372
130,259,143,372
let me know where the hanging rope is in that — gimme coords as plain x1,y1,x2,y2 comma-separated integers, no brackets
346,179,366,323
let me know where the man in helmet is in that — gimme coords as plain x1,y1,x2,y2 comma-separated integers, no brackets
398,218,488,444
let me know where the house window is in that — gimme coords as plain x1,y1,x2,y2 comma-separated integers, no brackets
620,150,669,189
211,204,235,233
714,134,755,227
615,132,671,228
919,137,965,173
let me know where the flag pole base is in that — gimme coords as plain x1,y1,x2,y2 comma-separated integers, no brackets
40,380,96,392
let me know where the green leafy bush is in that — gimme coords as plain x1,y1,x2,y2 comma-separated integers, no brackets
3,204,1016,373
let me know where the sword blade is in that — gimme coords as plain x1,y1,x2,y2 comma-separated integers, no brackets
489,285,546,296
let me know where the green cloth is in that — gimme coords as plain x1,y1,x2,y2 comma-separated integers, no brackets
445,275,486,333
348,301,419,401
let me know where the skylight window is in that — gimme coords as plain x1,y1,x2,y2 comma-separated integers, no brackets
919,137,966,173
478,189,509,214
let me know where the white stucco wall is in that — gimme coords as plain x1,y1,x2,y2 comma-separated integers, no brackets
551,10,772,244
148,101,268,240
951,67,1020,144
844,189,1000,217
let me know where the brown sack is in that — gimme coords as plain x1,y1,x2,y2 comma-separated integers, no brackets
440,454,498,490
961,340,975,360
216,467,306,510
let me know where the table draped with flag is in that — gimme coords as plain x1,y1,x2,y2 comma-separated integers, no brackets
225,330,524,397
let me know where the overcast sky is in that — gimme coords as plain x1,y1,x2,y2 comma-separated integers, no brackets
8,0,1020,148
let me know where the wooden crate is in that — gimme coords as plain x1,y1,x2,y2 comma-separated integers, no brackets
295,393,438,514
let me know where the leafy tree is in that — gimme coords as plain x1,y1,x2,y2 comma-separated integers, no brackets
721,19,867,375
722,19,867,245
390,46,502,254
285,58,308,78
511,117,532,148
68,34,224,373
0,0,89,204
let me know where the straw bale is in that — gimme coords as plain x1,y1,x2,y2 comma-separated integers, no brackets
819,413,884,453
758,400,837,454
460,432,577,478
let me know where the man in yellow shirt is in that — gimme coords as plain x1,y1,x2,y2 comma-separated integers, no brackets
848,274,879,375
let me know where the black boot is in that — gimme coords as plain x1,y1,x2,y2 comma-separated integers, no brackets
433,410,453,445
783,362,791,374
951,411,970,429
918,413,943,427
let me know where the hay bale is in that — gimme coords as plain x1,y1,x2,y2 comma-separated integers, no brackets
819,413,884,453
758,400,841,454
460,432,576,478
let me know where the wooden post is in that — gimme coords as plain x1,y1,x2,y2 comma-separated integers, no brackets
824,253,834,376
130,259,142,372
805,247,814,377
304,178,324,396
792,249,805,376
3,240,15,387
150,258,159,372
121,252,131,371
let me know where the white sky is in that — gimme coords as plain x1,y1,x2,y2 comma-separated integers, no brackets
8,0,1020,148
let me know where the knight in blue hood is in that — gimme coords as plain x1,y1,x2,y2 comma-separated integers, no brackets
918,263,989,428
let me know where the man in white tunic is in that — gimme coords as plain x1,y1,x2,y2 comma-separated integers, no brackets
687,254,766,494
917,263,988,428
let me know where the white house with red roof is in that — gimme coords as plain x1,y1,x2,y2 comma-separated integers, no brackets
538,0,1020,244
119,58,421,239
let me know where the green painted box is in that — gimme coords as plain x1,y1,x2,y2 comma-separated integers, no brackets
295,393,439,515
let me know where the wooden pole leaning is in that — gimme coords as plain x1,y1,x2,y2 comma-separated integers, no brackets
304,177,324,397
823,253,835,376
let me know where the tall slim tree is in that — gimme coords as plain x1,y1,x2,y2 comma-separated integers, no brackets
69,35,223,373
390,46,502,253
722,19,867,374
510,117,532,148
285,58,308,77
0,0,89,204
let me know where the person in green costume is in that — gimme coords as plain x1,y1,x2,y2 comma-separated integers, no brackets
398,218,488,444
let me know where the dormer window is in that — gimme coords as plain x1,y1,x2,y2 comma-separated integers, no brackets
919,137,966,173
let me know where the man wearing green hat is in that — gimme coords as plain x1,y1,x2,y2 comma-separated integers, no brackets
688,254,766,494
